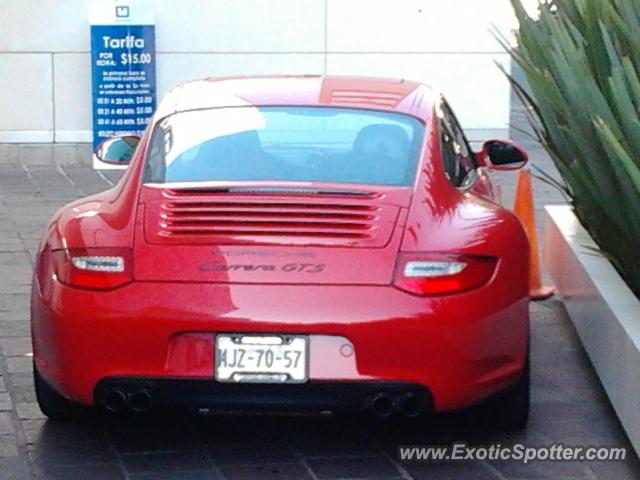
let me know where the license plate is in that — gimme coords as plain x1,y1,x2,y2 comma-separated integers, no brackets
215,334,308,383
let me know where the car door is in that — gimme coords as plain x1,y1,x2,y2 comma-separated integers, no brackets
437,98,499,201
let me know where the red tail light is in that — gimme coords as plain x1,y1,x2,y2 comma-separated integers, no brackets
51,248,133,290
393,253,497,296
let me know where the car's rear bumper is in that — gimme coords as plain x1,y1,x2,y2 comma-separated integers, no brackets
93,377,433,417
31,279,528,412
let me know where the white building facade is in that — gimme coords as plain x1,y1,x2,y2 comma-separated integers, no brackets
0,0,520,149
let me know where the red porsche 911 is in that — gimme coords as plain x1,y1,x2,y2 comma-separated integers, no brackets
31,76,530,429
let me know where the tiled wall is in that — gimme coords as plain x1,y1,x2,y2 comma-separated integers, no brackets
0,0,516,145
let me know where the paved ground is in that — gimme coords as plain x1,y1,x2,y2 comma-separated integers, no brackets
1,94,639,479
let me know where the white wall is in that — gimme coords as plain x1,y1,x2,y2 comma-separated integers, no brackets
0,0,517,144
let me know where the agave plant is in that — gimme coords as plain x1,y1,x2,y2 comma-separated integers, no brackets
500,0,640,296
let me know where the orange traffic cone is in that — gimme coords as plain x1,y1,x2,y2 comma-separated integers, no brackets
513,169,555,301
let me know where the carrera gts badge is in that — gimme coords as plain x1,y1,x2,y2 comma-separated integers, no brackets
198,263,326,273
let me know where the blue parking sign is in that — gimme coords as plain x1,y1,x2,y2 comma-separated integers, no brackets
90,1,156,150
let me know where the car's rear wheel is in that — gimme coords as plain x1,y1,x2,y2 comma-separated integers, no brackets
485,351,530,431
34,364,91,421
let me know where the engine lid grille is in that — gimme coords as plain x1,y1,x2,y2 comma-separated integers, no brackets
143,188,401,247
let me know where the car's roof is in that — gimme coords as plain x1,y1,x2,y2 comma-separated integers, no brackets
155,75,438,121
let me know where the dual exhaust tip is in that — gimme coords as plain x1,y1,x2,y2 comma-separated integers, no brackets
103,388,153,414
367,392,424,418
103,387,424,417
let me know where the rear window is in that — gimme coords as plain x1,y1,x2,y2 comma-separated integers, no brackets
143,106,425,186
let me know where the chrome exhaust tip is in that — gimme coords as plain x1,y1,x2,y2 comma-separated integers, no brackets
400,393,423,417
103,388,127,413
368,393,396,418
128,389,153,413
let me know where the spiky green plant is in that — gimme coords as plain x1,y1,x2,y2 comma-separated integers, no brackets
500,0,640,296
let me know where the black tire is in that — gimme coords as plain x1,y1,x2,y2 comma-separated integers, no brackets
34,364,91,421
486,351,530,431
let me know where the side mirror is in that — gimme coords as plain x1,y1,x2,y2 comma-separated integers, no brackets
93,136,140,168
477,140,528,171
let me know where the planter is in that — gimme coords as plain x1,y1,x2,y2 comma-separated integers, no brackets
544,205,640,457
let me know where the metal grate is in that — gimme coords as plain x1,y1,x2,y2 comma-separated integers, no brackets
144,188,400,246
